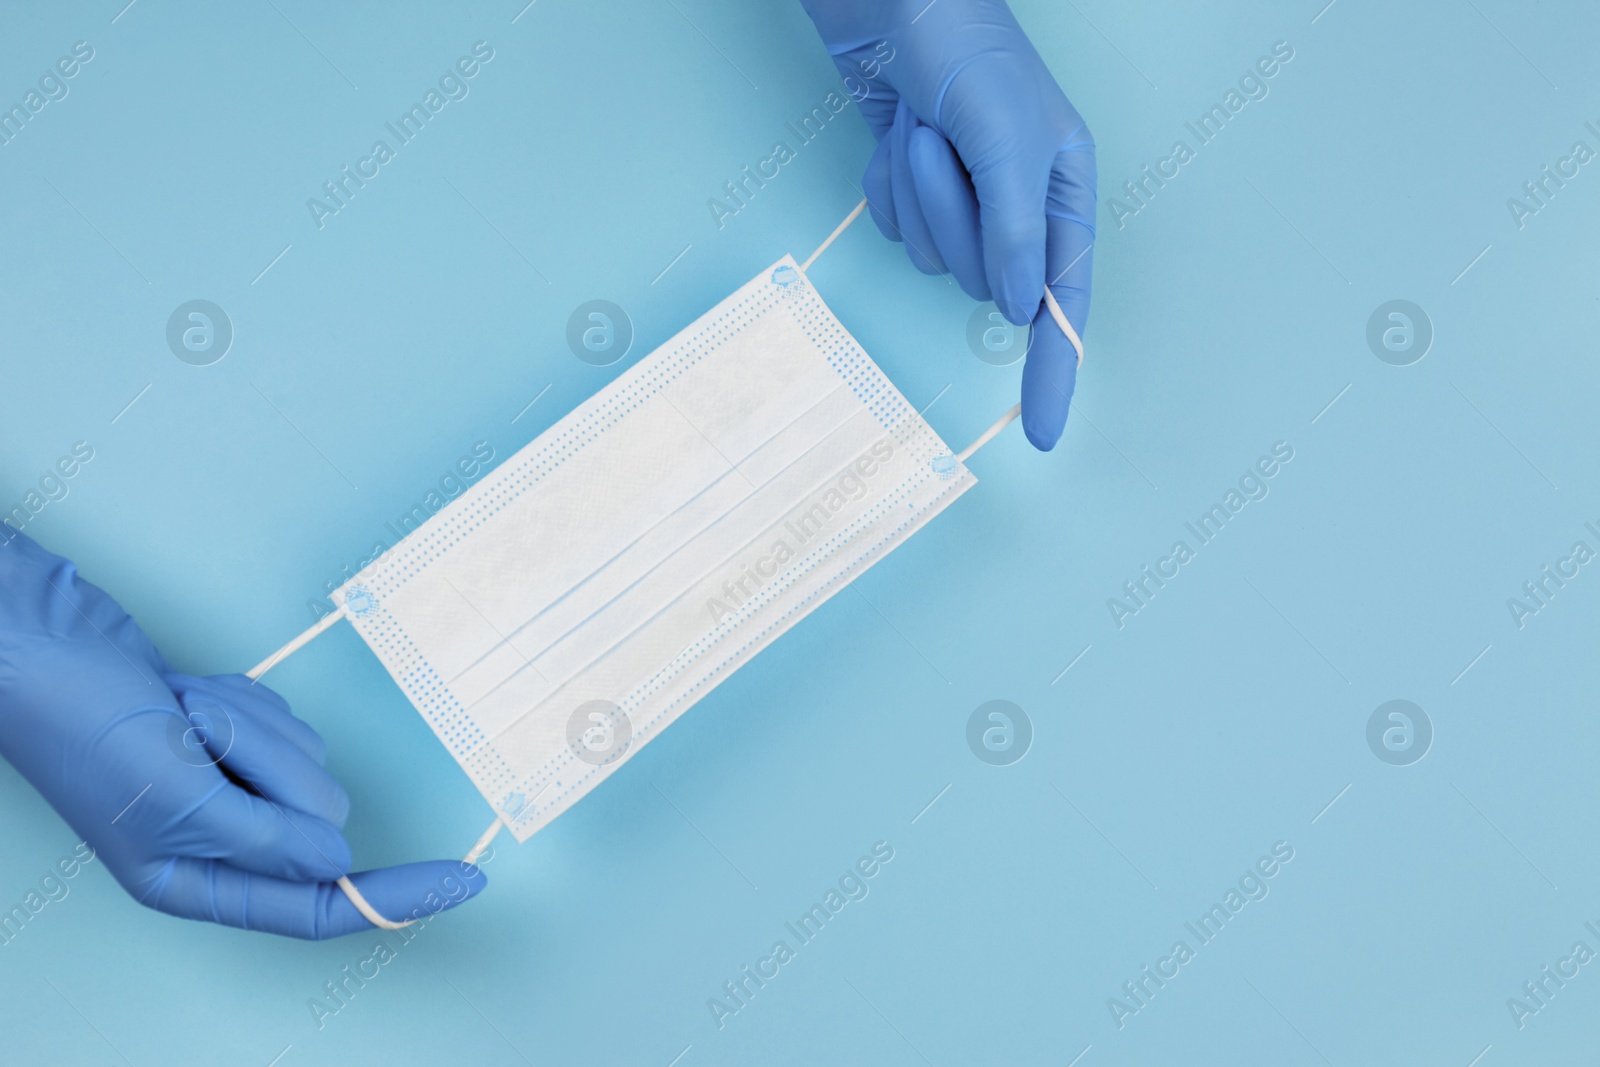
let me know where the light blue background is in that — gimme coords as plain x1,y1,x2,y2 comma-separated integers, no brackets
3,1,1598,1064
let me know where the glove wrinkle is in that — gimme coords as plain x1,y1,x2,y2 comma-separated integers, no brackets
138,855,179,912
160,778,230,841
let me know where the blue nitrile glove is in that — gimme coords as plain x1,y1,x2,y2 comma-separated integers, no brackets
803,0,1096,450
0,532,485,939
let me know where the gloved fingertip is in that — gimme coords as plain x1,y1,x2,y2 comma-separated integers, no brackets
1022,410,1066,452
457,862,489,896
907,126,990,297
868,206,902,243
281,812,352,880
905,244,943,276
315,833,354,881
997,290,1042,329
344,859,488,929
863,144,899,243
327,785,352,831
1021,347,1077,453
978,191,1047,325
957,275,994,304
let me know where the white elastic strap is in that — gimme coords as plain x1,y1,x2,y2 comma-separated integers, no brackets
949,291,1080,463
331,819,504,932
247,605,347,680
334,814,505,930
801,198,1085,370
247,609,506,929
800,199,868,272
464,816,504,866
262,203,1078,929
803,199,1083,467
1042,286,1084,367
954,404,1021,465
336,875,411,930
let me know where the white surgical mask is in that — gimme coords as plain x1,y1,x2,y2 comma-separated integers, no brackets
249,201,1082,925
331,254,974,841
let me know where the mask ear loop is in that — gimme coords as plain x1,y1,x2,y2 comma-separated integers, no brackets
802,199,1085,463
249,198,1082,930
326,814,505,930
248,616,504,931
799,199,867,272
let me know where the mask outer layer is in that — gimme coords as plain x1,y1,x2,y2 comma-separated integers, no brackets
334,256,976,841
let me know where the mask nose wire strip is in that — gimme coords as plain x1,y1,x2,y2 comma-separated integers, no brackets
250,197,1081,930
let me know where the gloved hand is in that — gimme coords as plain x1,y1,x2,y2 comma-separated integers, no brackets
803,0,1096,450
0,532,485,939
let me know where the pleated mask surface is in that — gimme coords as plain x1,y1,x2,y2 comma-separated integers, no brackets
332,256,975,840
